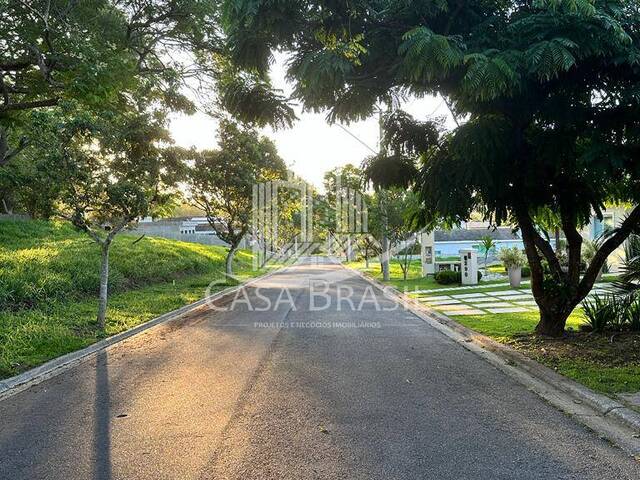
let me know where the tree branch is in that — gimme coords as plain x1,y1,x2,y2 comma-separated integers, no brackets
0,97,59,112
578,205,640,297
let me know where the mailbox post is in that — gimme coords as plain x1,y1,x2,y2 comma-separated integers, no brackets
460,249,479,285
420,231,435,276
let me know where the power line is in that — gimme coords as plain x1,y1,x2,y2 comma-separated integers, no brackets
335,123,377,154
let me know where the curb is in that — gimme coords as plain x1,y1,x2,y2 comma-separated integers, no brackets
345,266,640,439
0,265,287,402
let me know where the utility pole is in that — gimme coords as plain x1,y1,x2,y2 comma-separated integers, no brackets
378,106,391,281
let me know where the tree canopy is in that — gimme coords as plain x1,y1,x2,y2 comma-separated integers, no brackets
188,118,287,274
223,0,640,335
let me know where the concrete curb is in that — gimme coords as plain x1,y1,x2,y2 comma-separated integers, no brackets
0,266,286,402
345,266,640,446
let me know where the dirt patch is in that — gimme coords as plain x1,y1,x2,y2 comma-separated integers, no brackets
507,332,640,368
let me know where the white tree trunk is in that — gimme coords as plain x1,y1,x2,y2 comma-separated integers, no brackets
381,235,390,281
226,245,238,275
97,242,110,328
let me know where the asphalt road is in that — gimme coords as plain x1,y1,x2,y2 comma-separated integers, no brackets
1,259,639,479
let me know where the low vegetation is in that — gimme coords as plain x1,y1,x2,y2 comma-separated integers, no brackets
0,219,260,378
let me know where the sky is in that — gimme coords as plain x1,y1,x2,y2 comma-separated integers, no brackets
169,53,456,192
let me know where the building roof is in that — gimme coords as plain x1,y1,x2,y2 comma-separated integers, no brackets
434,227,520,242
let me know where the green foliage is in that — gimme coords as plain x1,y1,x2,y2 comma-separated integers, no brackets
0,219,246,312
434,270,461,285
222,0,640,335
498,247,526,269
399,27,464,82
188,119,287,270
582,293,640,333
616,234,640,295
583,295,619,333
434,269,482,285
462,51,520,101
218,71,297,129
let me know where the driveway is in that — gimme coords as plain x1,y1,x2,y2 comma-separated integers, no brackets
1,259,639,479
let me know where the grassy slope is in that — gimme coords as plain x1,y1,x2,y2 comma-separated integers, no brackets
347,257,639,395
0,220,262,378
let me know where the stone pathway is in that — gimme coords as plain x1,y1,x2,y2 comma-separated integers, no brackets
413,284,613,316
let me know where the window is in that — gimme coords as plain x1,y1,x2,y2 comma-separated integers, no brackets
593,214,614,239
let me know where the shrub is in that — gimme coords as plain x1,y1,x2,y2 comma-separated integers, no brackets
498,247,526,270
435,270,460,285
628,296,640,332
435,270,482,285
521,266,531,278
582,294,617,333
582,293,639,333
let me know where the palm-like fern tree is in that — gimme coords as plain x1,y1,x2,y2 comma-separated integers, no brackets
222,0,640,336
615,235,640,296
478,236,496,275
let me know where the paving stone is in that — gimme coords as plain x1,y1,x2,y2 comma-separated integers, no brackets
486,307,530,314
451,293,489,299
472,302,511,308
469,297,505,303
488,290,522,296
447,309,487,316
513,300,538,306
427,299,463,306
438,304,475,312
498,294,533,301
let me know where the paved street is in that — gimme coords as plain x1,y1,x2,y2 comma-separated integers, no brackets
1,260,639,479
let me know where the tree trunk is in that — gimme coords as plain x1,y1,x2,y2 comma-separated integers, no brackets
365,251,370,269
534,305,572,337
226,244,239,275
97,242,110,329
381,235,390,281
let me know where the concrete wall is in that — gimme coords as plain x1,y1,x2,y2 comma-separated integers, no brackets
131,222,232,247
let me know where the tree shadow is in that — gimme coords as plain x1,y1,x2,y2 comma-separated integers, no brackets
93,350,112,480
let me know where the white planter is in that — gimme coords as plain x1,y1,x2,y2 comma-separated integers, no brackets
508,267,522,288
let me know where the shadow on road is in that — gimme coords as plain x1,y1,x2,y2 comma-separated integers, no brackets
93,351,112,480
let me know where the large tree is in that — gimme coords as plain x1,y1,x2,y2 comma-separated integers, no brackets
223,0,640,336
188,119,287,275
0,0,294,167
32,107,182,328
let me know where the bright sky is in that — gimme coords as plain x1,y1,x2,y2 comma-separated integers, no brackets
170,53,456,191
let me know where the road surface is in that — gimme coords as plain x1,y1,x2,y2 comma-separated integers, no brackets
1,259,639,479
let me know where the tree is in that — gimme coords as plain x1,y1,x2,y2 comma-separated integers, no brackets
189,119,286,275
0,0,225,162
479,236,496,275
384,189,420,281
42,108,181,328
361,111,425,281
321,164,363,260
223,0,640,336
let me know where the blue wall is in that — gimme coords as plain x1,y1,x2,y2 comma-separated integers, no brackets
434,240,557,258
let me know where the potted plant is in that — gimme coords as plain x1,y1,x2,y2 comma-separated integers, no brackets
498,247,527,288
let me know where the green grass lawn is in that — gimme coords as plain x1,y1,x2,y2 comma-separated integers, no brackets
455,311,640,395
346,257,639,396
345,258,512,292
0,219,266,379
